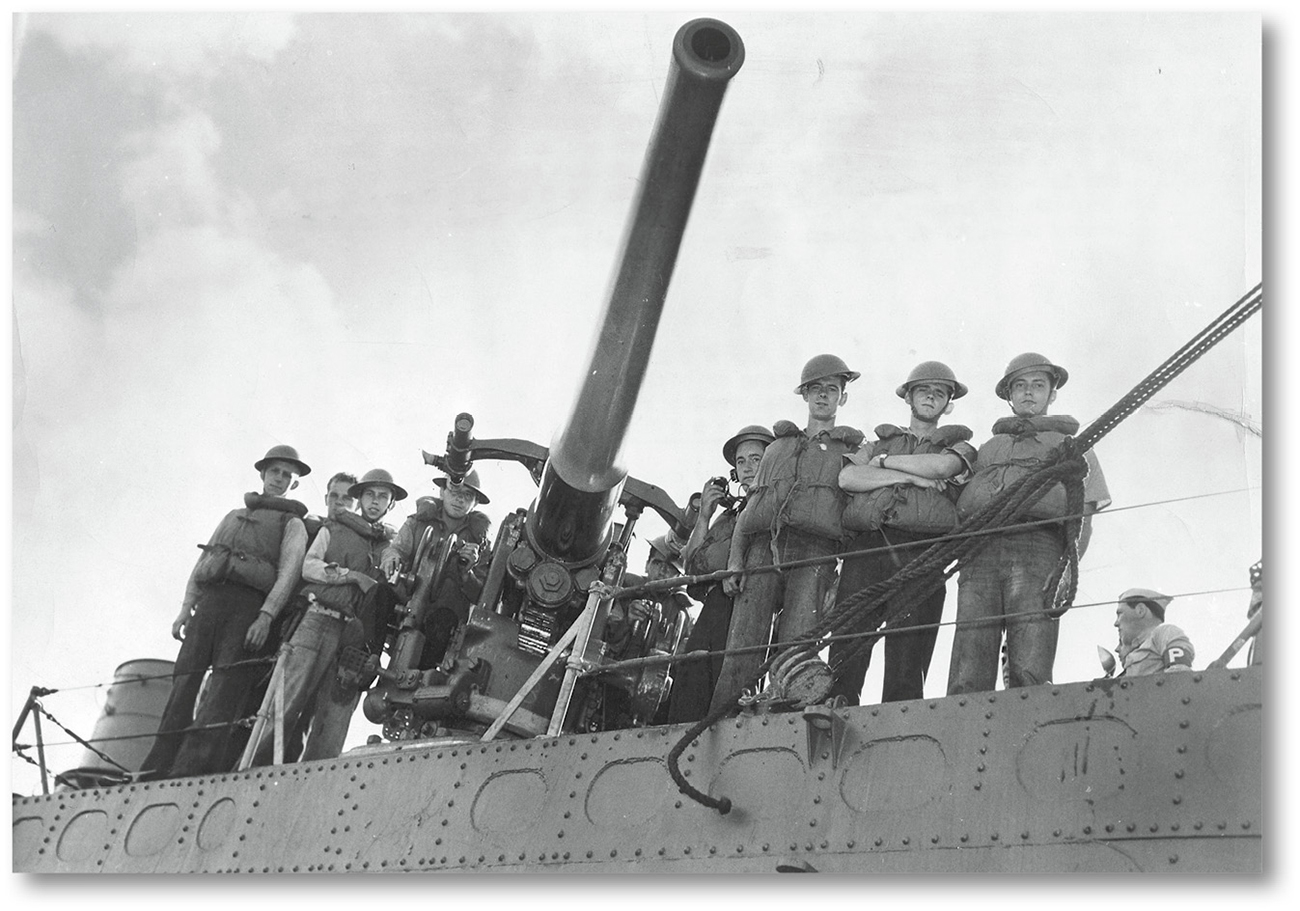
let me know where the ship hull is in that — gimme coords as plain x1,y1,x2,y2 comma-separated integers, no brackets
13,666,1261,873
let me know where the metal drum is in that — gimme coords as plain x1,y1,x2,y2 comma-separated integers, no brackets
58,658,174,789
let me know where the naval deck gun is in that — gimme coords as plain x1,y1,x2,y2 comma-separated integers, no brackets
362,18,745,743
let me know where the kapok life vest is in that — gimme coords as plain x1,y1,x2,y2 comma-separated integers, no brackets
683,505,741,601
842,424,973,534
299,511,394,615
193,493,308,594
737,421,864,542
956,415,1081,522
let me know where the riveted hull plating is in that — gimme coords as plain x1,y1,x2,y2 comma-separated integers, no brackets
12,665,1261,873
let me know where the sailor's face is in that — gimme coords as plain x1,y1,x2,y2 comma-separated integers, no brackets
358,487,393,521
801,379,846,420
733,440,766,491
907,383,953,422
325,481,357,519
1008,371,1057,418
260,460,300,498
441,485,478,519
645,556,675,582
1114,601,1144,646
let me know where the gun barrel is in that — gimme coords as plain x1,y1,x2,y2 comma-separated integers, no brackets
534,18,745,564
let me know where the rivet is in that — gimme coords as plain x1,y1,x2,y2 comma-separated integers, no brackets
1171,824,1180,832
1181,696,1191,705
813,797,821,804
1021,691,1029,700
1173,797,1182,805
709,846,717,855
1021,832,1029,840
1105,825,1114,833
1127,824,1136,832
875,838,883,846
974,783,982,790
960,835,969,843
658,848,666,856
1242,821,1252,830
990,833,998,841
1169,855,1179,864
1083,826,1092,835
932,836,939,844
958,698,967,706
871,709,879,717
1217,822,1227,831
846,841,854,849
683,847,691,855
1179,721,1189,729
1178,746,1187,753
1175,770,1184,779
900,706,908,713
902,837,910,845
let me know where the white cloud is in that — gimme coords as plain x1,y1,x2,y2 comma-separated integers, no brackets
33,12,296,77
120,111,225,226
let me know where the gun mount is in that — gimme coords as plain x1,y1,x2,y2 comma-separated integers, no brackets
363,19,745,743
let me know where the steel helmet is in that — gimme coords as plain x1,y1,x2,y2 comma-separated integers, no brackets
1118,587,1173,620
794,354,861,394
254,444,311,477
646,534,682,572
995,352,1069,400
896,361,968,400
722,424,775,466
348,468,408,502
434,468,490,505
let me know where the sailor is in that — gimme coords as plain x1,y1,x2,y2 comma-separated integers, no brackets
603,536,694,726
947,353,1111,694
1113,588,1195,676
246,469,402,766
241,470,358,764
666,424,773,723
831,361,977,705
1246,560,1262,666
708,355,865,713
141,444,311,780
379,468,493,668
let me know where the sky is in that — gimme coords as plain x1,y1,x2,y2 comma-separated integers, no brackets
7,10,1266,809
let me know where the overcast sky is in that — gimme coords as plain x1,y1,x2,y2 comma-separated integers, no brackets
9,11,1262,800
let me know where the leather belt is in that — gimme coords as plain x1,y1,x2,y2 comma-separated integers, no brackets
306,603,350,623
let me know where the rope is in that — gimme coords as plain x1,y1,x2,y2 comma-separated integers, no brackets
668,282,1261,813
